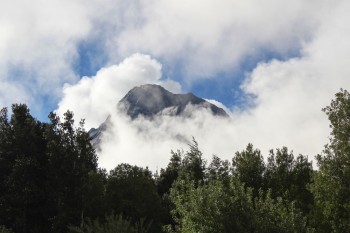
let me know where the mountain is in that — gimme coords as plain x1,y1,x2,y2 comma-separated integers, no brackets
117,84,229,118
89,84,229,147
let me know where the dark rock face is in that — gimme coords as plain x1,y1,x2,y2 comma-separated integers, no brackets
88,116,111,149
89,84,229,147
118,84,229,119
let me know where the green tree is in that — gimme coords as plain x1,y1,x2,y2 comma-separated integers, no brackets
0,107,12,228
105,164,163,233
291,154,314,213
156,150,184,229
0,104,50,233
232,144,265,195
82,169,107,221
167,178,309,233
69,213,150,233
310,89,350,232
0,225,13,233
207,155,230,186
45,111,98,232
265,147,313,213
179,138,206,186
166,142,311,233
157,150,183,196
265,147,294,199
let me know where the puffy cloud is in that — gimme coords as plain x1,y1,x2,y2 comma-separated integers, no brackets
57,0,350,171
3,0,350,171
110,0,332,78
0,0,334,115
56,53,181,129
98,108,234,171
234,0,350,159
0,0,94,113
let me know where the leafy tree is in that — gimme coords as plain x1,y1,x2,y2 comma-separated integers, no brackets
0,104,50,232
82,169,107,221
265,147,313,213
265,147,294,199
0,105,98,233
157,150,183,196
156,150,184,228
207,155,230,186
310,89,350,232
291,154,314,213
0,225,13,233
232,144,265,195
179,138,206,186
45,111,98,232
253,190,310,233
105,164,163,233
0,108,12,228
68,213,150,233
167,178,309,233
166,142,311,233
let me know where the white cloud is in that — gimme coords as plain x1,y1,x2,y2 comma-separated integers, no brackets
0,0,335,113
2,0,350,171
0,0,94,113
98,109,234,171
56,53,181,129
110,0,332,78
57,0,350,171
235,0,350,159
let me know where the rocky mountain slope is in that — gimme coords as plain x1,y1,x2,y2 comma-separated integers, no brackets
89,84,229,147
118,84,228,118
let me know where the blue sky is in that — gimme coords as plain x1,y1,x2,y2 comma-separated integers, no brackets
1,0,350,169
0,0,317,120
72,32,302,117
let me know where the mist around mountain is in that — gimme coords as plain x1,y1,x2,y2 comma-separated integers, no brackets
56,53,331,174
89,84,229,151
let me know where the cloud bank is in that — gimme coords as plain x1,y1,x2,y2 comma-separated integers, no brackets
57,54,181,129
1,0,333,114
111,0,331,78
56,0,350,171
2,0,350,171
0,0,94,113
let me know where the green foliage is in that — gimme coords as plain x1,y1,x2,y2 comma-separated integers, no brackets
68,213,150,233
82,169,107,221
232,143,265,194
157,150,183,196
167,177,309,233
207,155,230,186
179,138,206,186
265,147,295,198
265,147,313,213
0,105,98,233
105,164,163,233
0,104,50,232
310,89,350,232
2,90,350,232
45,111,98,232
0,225,13,233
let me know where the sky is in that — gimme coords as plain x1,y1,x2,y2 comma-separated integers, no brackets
1,0,350,171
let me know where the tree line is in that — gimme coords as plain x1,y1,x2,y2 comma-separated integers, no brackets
1,89,350,232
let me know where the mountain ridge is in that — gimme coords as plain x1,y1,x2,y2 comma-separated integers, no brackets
89,84,229,147
117,84,229,119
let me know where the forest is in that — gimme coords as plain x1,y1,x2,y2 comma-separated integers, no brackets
1,89,350,233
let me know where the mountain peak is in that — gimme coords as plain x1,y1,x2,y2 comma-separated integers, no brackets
118,84,229,119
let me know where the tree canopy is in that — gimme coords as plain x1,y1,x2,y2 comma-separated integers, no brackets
1,89,350,232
